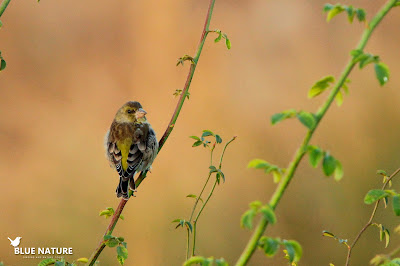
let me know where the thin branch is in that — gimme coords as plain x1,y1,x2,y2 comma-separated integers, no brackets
87,1,217,265
235,1,398,265
345,167,400,266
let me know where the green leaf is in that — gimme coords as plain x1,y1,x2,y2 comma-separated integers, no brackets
272,171,281,183
335,91,343,106
192,140,203,147
0,59,6,71
183,256,206,266
259,237,280,257
248,159,271,169
214,32,222,43
249,200,263,210
215,134,222,144
106,238,119,248
296,111,316,130
260,205,276,224
359,54,379,69
377,170,388,176
326,5,345,22
393,195,400,216
271,109,296,125
374,62,390,86
189,136,200,141
76,258,89,263
334,160,344,181
283,240,302,263
345,6,355,23
0,21,2,28
356,8,366,22
308,145,324,168
117,246,128,260
322,153,336,176
322,230,336,238
225,38,231,49
104,235,113,241
38,259,57,266
99,209,113,218
117,237,125,242
241,209,256,230
171,218,181,223
185,221,193,232
117,255,125,265
364,189,389,204
308,76,335,98
384,229,390,248
323,4,334,12
202,130,214,137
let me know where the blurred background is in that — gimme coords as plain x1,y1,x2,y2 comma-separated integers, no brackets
1,0,400,265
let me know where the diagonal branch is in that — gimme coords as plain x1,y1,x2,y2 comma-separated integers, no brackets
88,0,217,265
235,1,398,265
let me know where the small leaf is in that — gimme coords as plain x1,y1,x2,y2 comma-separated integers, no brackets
374,62,390,86
248,159,271,169
189,136,200,141
192,140,203,147
104,235,113,241
172,218,181,223
215,134,222,144
308,145,324,168
364,189,389,204
296,111,316,130
76,258,89,263
334,160,344,181
323,4,334,12
356,8,366,22
225,38,231,49
335,91,343,106
241,209,256,230
249,200,263,210
186,194,197,199
272,171,281,183
183,256,206,266
326,5,345,22
106,238,119,248
185,221,193,232
259,237,280,257
322,230,336,238
202,130,214,137
214,32,222,43
117,237,125,242
384,229,390,248
117,255,125,265
308,76,335,98
0,58,6,71
260,205,277,224
377,170,388,176
284,240,302,263
345,6,355,23
271,109,296,125
322,152,336,176
117,245,128,260
393,195,400,216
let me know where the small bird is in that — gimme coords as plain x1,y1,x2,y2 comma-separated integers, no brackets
8,237,22,247
105,101,158,199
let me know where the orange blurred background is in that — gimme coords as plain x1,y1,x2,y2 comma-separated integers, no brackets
1,0,400,265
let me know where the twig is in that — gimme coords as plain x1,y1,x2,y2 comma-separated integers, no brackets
87,0,217,265
345,167,400,266
235,1,398,265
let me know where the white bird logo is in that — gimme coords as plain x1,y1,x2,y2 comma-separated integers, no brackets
8,237,22,247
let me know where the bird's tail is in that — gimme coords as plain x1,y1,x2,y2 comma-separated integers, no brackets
116,177,129,199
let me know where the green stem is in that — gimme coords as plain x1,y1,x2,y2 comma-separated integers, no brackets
345,167,400,266
235,1,398,265
192,179,218,256
0,0,11,18
87,0,217,265
186,228,190,260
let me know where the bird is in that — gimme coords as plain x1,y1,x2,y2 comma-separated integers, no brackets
105,101,158,199
8,237,22,247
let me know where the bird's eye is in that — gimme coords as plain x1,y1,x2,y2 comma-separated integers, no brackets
127,109,134,114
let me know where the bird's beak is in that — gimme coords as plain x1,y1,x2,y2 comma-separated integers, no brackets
135,108,147,119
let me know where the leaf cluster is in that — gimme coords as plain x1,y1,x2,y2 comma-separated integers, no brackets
259,237,302,264
103,235,128,265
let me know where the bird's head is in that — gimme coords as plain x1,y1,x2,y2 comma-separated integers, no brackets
114,101,147,123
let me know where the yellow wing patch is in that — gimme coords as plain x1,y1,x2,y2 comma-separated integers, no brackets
117,138,133,171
